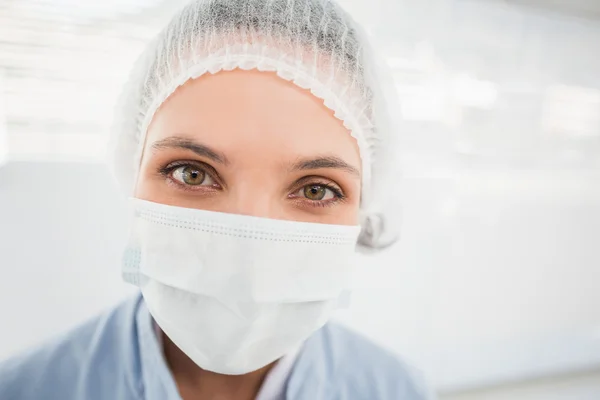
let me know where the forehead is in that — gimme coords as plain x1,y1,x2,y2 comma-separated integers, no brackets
145,69,361,168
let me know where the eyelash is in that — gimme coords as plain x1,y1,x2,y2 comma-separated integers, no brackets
288,179,345,208
157,161,346,207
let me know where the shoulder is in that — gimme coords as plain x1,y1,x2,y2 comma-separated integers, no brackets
0,296,142,400
316,323,434,400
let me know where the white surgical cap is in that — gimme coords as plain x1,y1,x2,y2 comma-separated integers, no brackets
110,0,402,251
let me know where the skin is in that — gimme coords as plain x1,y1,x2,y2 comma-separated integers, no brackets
134,69,362,400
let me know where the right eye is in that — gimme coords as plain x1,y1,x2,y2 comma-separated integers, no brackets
170,165,216,186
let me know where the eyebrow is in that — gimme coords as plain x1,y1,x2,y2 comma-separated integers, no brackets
290,155,361,177
151,136,229,165
151,137,359,176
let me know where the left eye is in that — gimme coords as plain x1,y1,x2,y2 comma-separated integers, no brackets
171,165,215,186
298,184,336,201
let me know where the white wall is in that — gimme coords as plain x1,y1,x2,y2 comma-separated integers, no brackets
0,162,135,360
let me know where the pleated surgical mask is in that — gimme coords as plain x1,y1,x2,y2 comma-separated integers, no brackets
122,198,360,374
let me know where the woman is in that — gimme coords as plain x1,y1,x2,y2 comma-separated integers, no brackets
0,0,431,399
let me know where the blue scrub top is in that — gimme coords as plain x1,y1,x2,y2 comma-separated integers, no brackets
0,295,432,399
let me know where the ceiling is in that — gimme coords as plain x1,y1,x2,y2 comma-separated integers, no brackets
501,0,600,20
0,0,188,160
0,0,599,164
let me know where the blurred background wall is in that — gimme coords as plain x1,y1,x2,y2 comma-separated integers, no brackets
1,0,599,398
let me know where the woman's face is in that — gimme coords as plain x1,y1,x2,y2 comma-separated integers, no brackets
135,69,361,226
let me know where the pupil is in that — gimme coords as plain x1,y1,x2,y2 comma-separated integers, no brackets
304,185,325,200
182,167,203,185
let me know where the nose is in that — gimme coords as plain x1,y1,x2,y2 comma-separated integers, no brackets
225,181,284,220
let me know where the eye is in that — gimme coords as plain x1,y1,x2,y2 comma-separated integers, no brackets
298,184,337,201
171,165,215,186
